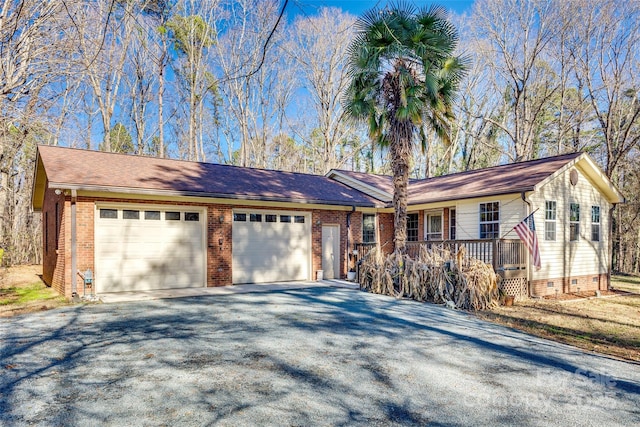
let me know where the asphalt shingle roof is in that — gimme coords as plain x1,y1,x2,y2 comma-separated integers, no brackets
333,152,583,205
36,146,380,207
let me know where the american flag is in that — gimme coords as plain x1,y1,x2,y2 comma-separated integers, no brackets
514,212,541,270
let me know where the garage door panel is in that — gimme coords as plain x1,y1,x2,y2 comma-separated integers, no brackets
98,254,202,276
96,206,205,293
232,211,310,284
99,272,202,292
97,239,201,260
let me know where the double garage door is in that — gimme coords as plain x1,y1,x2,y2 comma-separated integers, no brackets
95,204,311,292
95,205,206,293
232,210,311,284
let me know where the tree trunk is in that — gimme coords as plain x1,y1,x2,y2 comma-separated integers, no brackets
158,64,164,157
389,118,413,254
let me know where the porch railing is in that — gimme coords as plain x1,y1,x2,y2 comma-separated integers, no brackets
354,239,527,278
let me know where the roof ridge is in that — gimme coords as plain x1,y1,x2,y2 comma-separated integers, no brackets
37,145,338,180
410,152,582,184
331,152,582,182
331,169,392,178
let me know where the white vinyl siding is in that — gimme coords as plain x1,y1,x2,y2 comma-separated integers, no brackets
529,167,611,282
451,195,527,241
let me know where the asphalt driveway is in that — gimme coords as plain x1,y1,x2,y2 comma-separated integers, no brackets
1,286,639,426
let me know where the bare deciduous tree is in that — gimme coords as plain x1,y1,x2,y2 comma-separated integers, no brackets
471,0,561,161
67,0,137,152
569,0,640,178
287,7,356,173
168,0,218,161
212,0,292,167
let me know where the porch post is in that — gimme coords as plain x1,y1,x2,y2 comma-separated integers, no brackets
71,189,77,299
492,239,499,271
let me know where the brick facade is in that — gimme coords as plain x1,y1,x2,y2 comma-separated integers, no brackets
442,208,450,240
40,193,611,300
41,185,66,297
41,192,357,297
378,212,395,255
530,273,609,297
417,210,425,241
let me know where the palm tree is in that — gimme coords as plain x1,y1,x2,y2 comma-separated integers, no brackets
344,3,466,254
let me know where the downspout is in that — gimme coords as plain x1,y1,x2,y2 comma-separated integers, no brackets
71,189,78,300
608,204,617,290
521,192,532,296
346,205,356,277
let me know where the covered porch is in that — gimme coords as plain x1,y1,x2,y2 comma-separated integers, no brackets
354,239,529,299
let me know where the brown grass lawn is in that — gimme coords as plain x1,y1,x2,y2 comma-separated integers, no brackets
477,275,640,362
0,265,69,317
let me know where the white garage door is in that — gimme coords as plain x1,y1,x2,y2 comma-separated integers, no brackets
232,211,311,284
95,205,206,293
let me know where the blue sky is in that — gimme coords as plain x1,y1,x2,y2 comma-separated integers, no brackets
290,0,476,17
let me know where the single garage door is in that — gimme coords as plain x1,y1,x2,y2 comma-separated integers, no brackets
95,205,206,293
232,211,311,284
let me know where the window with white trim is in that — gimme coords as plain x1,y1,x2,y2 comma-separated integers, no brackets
591,206,600,242
450,209,456,240
166,211,181,221
100,208,117,219
123,210,140,220
280,215,291,223
570,203,580,241
479,202,500,239
363,214,376,243
185,212,200,222
425,213,442,241
407,213,419,242
545,201,556,241
145,211,161,220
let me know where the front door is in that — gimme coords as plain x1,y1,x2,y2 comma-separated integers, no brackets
322,225,340,279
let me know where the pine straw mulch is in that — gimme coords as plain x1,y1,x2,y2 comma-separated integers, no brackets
358,246,500,311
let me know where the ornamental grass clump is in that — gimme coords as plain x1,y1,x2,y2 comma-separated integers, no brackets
358,246,500,311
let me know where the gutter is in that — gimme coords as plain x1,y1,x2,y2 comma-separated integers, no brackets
46,183,382,209
407,188,537,209
71,189,78,301
346,205,356,278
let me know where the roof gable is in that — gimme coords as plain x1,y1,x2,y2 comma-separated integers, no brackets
32,146,380,210
535,153,624,204
325,170,394,202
